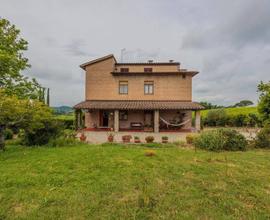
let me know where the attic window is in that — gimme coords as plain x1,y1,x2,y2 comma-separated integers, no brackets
120,68,129,72
144,68,152,72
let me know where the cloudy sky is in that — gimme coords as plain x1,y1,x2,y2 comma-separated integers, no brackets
1,0,269,106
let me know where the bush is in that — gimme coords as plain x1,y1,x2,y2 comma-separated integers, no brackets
254,124,270,148
4,128,13,140
204,109,227,126
186,133,199,144
23,120,64,146
145,136,154,143
194,128,247,151
56,118,74,129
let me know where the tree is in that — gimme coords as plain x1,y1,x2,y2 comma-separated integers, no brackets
46,88,50,106
0,18,42,99
234,100,254,107
199,101,224,109
0,89,52,150
258,81,270,124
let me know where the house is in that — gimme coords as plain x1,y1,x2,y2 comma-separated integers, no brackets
74,54,203,141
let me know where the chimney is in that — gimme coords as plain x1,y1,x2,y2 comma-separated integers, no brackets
169,59,174,63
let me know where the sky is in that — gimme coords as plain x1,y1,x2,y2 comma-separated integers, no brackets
1,0,269,107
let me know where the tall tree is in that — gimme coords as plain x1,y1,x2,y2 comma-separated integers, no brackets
234,100,254,107
0,18,41,99
258,81,270,124
46,88,50,106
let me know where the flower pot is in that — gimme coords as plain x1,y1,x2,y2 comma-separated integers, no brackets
80,134,87,142
108,136,114,142
134,140,141,143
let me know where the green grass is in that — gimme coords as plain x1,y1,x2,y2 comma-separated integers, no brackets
201,106,258,118
53,113,74,120
0,144,270,219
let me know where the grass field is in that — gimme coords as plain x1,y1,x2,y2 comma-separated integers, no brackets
1,144,270,219
201,106,258,118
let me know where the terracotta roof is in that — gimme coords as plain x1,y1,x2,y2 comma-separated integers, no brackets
74,100,204,110
80,54,116,70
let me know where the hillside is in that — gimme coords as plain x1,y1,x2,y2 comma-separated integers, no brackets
52,106,73,114
201,106,258,118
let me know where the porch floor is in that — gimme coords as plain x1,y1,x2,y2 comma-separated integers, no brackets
79,131,195,144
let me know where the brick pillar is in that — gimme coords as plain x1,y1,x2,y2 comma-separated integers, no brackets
195,110,201,131
154,110,159,133
114,110,119,132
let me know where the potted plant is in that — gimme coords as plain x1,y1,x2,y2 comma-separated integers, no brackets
145,136,154,143
134,136,141,143
122,135,132,143
162,136,168,143
107,133,114,142
80,133,87,142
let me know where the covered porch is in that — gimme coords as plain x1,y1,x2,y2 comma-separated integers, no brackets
74,100,204,133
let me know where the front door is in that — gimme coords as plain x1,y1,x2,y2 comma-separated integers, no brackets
100,110,110,127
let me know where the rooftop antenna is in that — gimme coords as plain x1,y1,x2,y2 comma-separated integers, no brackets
120,48,126,62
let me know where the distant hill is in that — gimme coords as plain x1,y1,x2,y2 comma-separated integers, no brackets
52,106,73,114
201,106,258,117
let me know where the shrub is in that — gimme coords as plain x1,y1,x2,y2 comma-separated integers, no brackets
145,136,154,143
56,118,74,129
186,133,199,144
205,109,227,126
145,150,156,157
194,128,247,151
4,128,13,140
22,120,64,146
162,136,168,143
134,136,140,143
254,124,270,148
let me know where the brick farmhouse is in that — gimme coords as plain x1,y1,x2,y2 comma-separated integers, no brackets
74,54,203,139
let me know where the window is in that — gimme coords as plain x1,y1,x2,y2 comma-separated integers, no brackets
182,74,186,79
119,111,128,120
144,81,154,94
144,68,152,72
120,68,129,72
119,81,128,94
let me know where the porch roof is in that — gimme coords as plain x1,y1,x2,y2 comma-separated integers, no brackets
74,100,204,110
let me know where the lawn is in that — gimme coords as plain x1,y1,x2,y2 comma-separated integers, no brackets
0,144,270,219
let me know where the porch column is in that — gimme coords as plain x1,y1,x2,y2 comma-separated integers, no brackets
195,110,201,131
114,110,119,132
154,110,159,133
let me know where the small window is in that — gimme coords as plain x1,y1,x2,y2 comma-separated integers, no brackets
120,68,129,72
119,111,128,120
144,81,154,94
144,68,152,72
182,74,186,79
119,81,128,94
